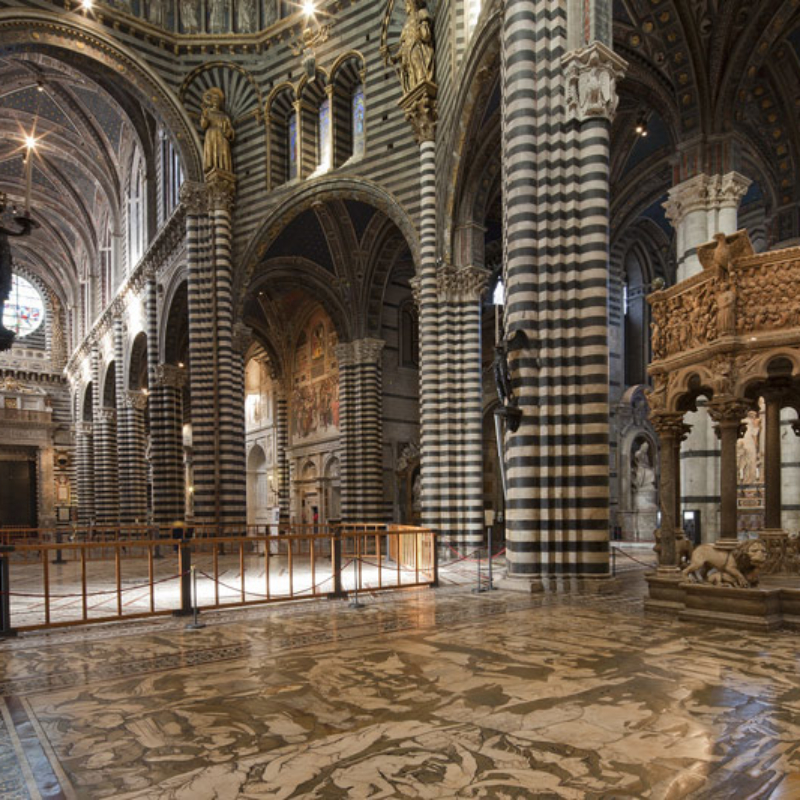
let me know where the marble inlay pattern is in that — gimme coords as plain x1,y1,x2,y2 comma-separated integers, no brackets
2,561,799,798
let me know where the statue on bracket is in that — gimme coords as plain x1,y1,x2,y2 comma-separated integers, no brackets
201,88,235,175
238,0,258,32
147,0,165,27
208,0,227,33
392,0,434,93
180,0,199,33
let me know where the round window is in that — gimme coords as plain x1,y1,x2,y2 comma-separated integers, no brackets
3,274,45,338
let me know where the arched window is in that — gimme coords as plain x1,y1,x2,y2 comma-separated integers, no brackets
2,274,45,339
624,247,648,387
317,95,333,173
288,109,299,181
466,0,481,37
99,224,113,309
351,84,365,160
127,151,145,271
160,130,183,222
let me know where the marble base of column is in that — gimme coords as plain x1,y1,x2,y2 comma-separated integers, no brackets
495,573,544,593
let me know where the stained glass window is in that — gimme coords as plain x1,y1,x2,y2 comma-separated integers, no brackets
288,111,298,181
318,97,332,171
352,85,365,158
3,274,45,338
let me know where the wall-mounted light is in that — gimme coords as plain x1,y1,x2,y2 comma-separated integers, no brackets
634,111,649,137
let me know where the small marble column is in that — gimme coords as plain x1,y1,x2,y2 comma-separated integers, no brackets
651,412,688,568
763,389,784,530
708,397,750,545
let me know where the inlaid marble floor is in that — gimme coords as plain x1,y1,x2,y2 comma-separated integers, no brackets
1,556,799,799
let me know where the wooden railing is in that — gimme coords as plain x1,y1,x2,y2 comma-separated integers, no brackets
0,525,437,633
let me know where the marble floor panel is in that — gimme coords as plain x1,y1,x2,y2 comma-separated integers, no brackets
4,556,797,799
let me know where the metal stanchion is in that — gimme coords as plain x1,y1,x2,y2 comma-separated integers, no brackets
173,539,193,617
611,546,616,577
472,540,486,594
486,525,495,591
349,534,365,609
185,565,205,630
52,529,66,565
327,519,346,599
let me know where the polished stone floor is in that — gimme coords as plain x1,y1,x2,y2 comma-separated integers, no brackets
1,551,799,799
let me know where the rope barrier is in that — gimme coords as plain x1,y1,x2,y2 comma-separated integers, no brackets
2,571,186,599
612,546,657,569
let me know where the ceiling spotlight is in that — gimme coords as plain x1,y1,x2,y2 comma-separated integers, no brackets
81,0,94,9
36,80,45,92
24,135,37,151
634,111,649,137
302,0,316,16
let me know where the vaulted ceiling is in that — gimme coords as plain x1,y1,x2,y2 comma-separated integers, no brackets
0,51,152,308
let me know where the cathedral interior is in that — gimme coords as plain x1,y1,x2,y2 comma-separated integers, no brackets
1,0,800,796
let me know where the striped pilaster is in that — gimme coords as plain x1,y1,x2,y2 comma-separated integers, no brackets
274,381,290,524
336,339,386,523
90,348,120,524
502,11,624,577
75,421,95,525
434,265,488,548
212,190,246,527
182,181,217,524
149,364,186,526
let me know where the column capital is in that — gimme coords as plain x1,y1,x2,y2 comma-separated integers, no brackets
437,263,490,303
649,411,691,441
398,82,438,144
97,407,117,424
122,389,149,411
561,42,627,122
206,169,237,211
709,171,751,209
663,173,712,228
335,338,385,367
152,363,188,390
707,396,751,429
179,180,209,215
74,421,93,436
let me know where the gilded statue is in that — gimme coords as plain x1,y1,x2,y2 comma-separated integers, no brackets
200,88,235,175
392,0,435,94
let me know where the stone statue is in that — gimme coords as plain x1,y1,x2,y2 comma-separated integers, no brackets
716,279,736,336
208,0,227,33
180,0,199,33
737,407,763,485
682,540,768,588
392,0,435,93
632,441,658,541
148,0,165,27
200,88,235,175
238,0,258,32
632,442,655,493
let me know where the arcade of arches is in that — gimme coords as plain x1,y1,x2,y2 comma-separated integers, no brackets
3,0,800,573
4,1,800,797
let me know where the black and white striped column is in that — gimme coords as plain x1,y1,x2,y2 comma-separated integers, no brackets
434,265,488,549
502,5,625,578
336,338,386,523
91,347,120,525
149,363,186,527
75,421,95,525
274,377,290,525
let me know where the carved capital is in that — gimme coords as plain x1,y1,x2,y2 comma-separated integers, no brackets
335,338,385,367
123,390,149,411
707,396,751,430
74,421,94,436
562,42,627,122
152,363,187,390
409,275,422,309
180,181,209,215
650,411,690,442
97,407,117,425
205,169,237,211
663,174,712,227
708,171,751,209
399,82,438,144
437,263,490,302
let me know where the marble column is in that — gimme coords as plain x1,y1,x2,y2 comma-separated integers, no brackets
763,389,783,531
118,389,149,525
650,412,689,568
149,364,187,528
75,421,95,526
336,338,386,523
708,397,750,545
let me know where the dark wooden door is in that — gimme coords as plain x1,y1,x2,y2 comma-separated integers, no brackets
0,460,37,527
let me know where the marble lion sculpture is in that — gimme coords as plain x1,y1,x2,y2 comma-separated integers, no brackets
681,539,768,588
